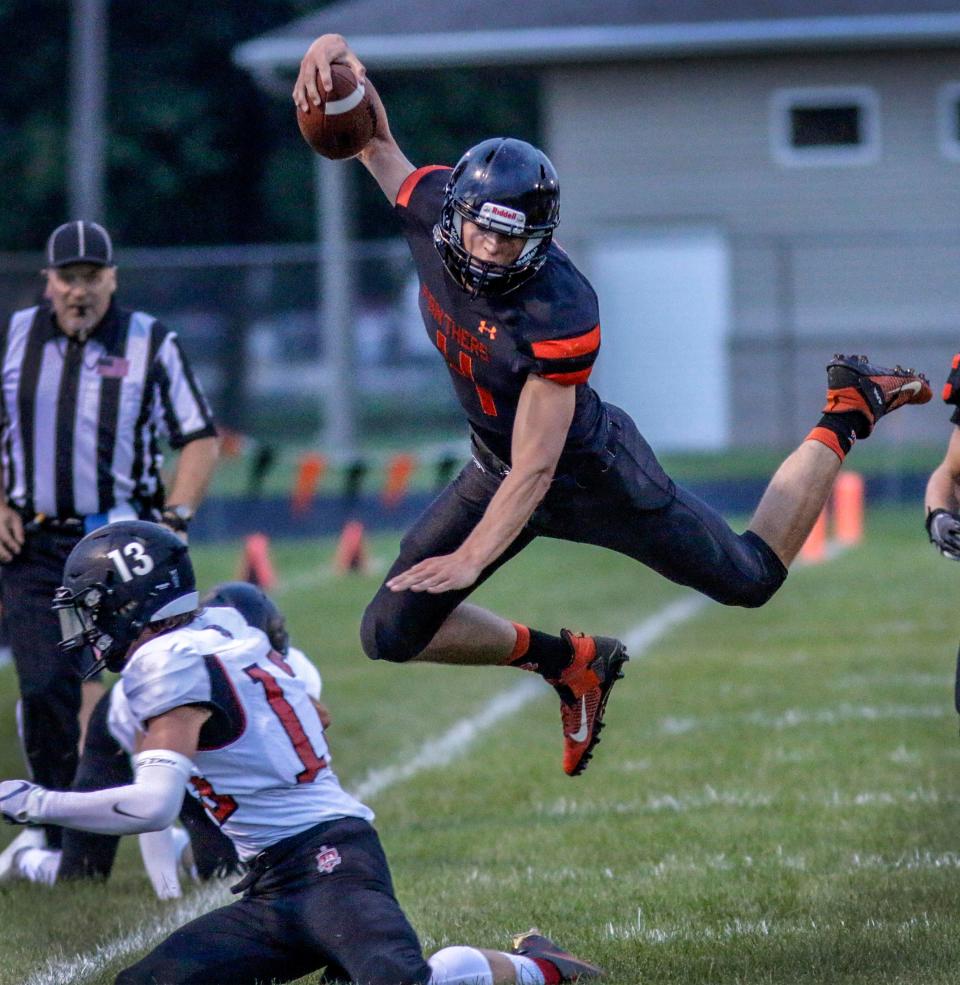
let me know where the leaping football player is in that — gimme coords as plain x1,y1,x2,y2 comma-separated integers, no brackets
295,34,931,779
0,522,603,985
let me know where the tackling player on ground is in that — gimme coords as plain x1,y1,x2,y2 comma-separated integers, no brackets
0,522,601,985
294,34,932,779
0,582,317,897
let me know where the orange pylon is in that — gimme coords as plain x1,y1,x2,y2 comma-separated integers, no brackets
291,453,327,516
382,453,415,508
334,520,368,574
833,471,864,546
799,508,828,564
239,533,278,589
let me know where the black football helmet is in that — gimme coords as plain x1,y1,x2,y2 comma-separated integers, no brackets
200,581,289,655
54,520,198,675
433,137,560,297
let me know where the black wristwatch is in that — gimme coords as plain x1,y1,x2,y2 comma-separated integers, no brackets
160,504,194,533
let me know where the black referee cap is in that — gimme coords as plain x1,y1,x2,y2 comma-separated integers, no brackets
45,221,114,268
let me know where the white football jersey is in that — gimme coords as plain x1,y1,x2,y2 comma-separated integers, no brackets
108,638,323,756
120,605,373,860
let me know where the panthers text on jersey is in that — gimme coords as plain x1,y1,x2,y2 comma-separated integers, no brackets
121,605,372,860
395,166,607,466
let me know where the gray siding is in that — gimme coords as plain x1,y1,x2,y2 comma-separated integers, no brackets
544,50,960,445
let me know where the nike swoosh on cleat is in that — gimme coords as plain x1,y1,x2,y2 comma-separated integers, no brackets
889,380,922,397
567,697,590,743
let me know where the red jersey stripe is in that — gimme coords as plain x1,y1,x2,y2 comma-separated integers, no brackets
395,165,452,209
476,385,498,416
542,367,592,386
530,324,600,361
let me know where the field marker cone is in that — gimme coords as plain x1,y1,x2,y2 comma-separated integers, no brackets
833,471,864,546
382,453,416,507
291,453,327,517
334,520,368,574
239,533,277,589
799,507,828,564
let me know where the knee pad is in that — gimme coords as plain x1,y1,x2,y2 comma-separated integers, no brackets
427,946,492,985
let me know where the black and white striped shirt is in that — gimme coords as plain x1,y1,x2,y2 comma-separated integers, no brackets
0,301,216,521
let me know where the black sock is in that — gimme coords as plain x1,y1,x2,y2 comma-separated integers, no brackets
507,628,573,678
815,412,861,455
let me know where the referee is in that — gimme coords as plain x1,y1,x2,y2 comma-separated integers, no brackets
0,220,218,849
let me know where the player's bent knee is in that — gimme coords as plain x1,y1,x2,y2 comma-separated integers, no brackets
428,946,493,985
725,530,788,608
360,602,420,663
732,577,782,608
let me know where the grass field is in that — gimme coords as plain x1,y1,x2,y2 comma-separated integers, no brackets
1,506,960,984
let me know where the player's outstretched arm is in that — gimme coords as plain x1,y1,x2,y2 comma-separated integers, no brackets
0,706,208,835
925,426,960,559
293,33,415,204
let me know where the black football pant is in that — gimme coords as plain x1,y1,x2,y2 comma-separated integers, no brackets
115,817,431,985
1,527,86,847
58,689,239,882
362,404,788,663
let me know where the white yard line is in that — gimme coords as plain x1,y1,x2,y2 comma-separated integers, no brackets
36,593,708,984
29,882,232,985
273,557,388,595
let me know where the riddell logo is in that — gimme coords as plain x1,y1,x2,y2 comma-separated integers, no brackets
479,201,526,232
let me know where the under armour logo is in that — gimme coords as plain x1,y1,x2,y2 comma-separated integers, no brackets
478,320,497,340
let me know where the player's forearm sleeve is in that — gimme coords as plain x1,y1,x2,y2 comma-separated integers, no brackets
25,750,191,836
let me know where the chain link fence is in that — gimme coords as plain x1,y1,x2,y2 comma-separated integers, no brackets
1,230,957,451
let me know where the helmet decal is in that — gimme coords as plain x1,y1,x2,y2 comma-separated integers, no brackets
105,542,156,582
477,202,527,235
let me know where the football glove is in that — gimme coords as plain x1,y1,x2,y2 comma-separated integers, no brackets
926,509,960,561
0,780,42,825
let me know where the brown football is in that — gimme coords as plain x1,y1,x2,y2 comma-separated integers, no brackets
296,64,378,160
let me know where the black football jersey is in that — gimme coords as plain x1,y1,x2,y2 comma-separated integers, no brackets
395,166,606,465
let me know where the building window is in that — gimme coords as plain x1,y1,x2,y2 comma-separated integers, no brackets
937,82,960,161
770,87,880,166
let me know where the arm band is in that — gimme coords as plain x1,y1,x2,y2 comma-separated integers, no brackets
26,749,192,836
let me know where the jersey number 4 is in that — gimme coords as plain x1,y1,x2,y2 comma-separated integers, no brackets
244,664,327,783
435,332,498,416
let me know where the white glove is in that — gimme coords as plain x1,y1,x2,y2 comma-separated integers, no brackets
0,780,43,825
927,509,960,560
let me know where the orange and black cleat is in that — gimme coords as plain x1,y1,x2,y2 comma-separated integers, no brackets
511,928,605,980
823,354,931,436
548,630,628,777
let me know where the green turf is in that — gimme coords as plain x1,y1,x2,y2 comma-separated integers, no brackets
2,507,960,983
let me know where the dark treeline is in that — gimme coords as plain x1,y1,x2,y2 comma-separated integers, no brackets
0,1,538,251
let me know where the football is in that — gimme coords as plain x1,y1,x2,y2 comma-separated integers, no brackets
296,64,378,160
